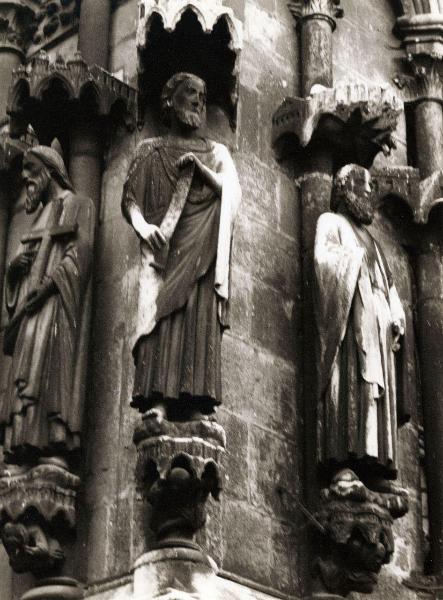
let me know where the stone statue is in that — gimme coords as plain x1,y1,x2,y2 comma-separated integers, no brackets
122,72,241,422
313,164,405,485
0,146,94,471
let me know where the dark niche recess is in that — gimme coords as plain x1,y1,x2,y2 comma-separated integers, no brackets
138,9,239,129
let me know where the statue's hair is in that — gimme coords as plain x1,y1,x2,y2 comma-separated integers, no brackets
331,163,369,211
161,72,206,125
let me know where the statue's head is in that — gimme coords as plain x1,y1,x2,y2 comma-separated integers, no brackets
2,522,28,554
161,72,207,131
22,146,74,214
332,164,374,225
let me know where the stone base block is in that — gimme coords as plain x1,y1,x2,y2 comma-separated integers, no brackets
21,577,83,600
133,547,217,600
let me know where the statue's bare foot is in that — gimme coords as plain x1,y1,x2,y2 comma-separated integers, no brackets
0,463,29,477
188,410,210,422
145,405,167,424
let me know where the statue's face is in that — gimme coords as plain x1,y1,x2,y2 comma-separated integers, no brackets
22,154,51,214
345,169,374,225
172,77,206,130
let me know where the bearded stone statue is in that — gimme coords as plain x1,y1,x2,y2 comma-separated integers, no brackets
0,146,94,471
122,72,241,422
313,164,406,487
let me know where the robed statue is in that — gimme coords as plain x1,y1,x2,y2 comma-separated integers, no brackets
0,146,94,471
122,72,241,422
313,164,406,484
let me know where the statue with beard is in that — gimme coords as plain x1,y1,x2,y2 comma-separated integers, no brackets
1,146,94,471
313,164,405,484
122,72,241,422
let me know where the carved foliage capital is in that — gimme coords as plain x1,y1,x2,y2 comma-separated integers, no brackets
288,0,344,26
394,54,443,104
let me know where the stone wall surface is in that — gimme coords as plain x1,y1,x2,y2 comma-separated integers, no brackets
0,1,427,599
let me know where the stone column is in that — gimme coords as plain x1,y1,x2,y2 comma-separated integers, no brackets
69,0,111,208
416,232,443,575
0,1,34,317
78,0,111,69
289,0,343,96
408,55,443,579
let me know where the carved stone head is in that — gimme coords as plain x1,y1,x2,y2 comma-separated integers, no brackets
332,164,374,225
161,72,207,130
22,146,74,213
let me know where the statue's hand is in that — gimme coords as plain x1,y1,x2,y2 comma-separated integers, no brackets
8,250,36,282
135,220,166,252
176,152,202,171
25,279,56,315
391,320,405,351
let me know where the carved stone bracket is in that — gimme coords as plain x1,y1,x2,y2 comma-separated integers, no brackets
0,463,80,577
272,84,402,166
288,0,344,29
134,418,225,549
7,50,138,140
312,469,409,598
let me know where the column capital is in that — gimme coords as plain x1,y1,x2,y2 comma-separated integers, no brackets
394,53,443,104
288,0,344,30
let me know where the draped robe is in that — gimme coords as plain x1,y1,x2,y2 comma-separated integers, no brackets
313,212,406,479
1,191,94,464
122,136,240,417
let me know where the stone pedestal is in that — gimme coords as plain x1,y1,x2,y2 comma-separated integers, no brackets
133,547,217,600
20,578,83,600
134,418,225,549
311,470,409,598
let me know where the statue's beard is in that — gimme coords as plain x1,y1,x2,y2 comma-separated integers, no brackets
175,106,203,129
25,170,50,213
343,191,374,225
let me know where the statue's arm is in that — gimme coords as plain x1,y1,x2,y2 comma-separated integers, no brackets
122,145,166,252
389,284,406,337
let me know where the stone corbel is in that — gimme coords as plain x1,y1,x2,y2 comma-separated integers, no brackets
272,84,402,167
0,463,80,587
132,418,225,599
7,50,138,141
310,470,409,598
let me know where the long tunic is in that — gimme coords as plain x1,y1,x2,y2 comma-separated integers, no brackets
1,191,94,465
122,136,240,416
313,212,406,479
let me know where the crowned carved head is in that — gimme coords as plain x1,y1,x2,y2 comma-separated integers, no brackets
332,164,374,225
161,72,207,131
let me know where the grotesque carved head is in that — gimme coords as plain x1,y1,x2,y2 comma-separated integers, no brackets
22,146,74,213
332,164,374,225
161,72,207,130
2,522,29,554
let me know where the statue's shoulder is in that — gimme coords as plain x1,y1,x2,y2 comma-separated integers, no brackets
125,137,164,181
317,211,351,231
63,191,95,217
